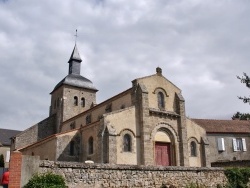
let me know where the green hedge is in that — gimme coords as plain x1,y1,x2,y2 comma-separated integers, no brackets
24,172,66,188
225,167,250,188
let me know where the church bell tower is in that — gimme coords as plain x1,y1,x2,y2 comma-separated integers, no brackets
49,44,98,132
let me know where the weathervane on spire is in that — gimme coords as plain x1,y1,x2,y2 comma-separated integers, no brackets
74,29,78,44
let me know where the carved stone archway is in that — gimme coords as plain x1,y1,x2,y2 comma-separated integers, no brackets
151,122,179,166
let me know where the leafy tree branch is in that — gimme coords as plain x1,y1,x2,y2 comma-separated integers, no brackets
237,73,250,104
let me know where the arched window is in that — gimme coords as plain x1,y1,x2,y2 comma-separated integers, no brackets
70,122,75,130
123,134,132,152
157,92,165,109
74,96,78,106
190,141,197,157
81,97,85,107
105,104,112,113
70,141,75,156
86,114,91,124
88,137,94,154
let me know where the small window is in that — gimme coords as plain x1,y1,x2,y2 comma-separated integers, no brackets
233,138,247,151
70,141,75,156
157,92,165,109
98,115,103,120
81,98,85,107
190,141,197,156
236,138,243,151
123,134,132,152
105,104,112,113
74,96,78,106
70,122,75,130
121,104,125,109
57,98,60,107
54,100,56,109
86,114,91,124
88,137,94,154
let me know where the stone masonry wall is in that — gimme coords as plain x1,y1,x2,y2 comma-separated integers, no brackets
61,88,132,133
14,114,56,149
38,161,227,188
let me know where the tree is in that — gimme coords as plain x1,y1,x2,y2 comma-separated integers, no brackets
232,112,250,120
237,73,250,104
0,154,4,167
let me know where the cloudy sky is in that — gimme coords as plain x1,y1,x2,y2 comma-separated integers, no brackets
1,0,250,131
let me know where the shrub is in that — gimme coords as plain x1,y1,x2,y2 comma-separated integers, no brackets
224,167,250,188
24,172,66,188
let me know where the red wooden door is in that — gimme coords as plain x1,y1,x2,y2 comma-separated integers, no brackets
155,142,171,166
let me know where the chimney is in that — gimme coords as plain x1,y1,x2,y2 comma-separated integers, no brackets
156,67,162,76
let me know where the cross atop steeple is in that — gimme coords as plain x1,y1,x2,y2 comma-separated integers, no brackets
74,29,78,44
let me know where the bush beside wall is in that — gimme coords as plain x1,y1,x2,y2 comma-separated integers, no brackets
225,167,250,188
23,172,66,188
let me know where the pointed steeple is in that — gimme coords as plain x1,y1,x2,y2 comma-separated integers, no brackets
51,44,98,93
68,44,82,62
68,44,82,75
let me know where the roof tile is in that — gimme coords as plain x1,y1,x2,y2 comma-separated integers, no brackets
0,128,21,146
191,119,250,133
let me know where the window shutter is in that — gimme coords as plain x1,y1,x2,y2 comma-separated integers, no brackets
233,138,237,151
242,138,247,151
6,151,10,162
217,138,225,151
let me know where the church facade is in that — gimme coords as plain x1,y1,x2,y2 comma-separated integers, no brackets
13,45,250,167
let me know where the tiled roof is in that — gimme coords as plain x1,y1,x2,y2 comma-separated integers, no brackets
191,119,250,134
0,128,21,146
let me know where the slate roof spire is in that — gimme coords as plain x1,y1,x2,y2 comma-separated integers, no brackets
68,44,82,75
51,40,98,93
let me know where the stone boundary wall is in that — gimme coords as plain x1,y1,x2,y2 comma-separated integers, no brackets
212,160,250,167
38,160,227,188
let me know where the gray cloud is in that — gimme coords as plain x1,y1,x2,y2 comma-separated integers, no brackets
0,0,250,130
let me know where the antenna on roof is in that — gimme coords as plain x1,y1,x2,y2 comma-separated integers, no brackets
74,29,78,44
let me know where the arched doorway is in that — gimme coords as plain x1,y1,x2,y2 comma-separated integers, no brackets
154,131,172,166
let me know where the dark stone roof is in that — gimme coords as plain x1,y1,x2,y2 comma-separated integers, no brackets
0,128,21,146
51,74,98,93
192,119,250,133
51,44,97,93
68,44,82,62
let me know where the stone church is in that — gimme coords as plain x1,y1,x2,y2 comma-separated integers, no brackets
12,44,250,167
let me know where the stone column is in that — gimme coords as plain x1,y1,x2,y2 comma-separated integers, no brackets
103,120,117,164
201,137,211,167
97,122,110,164
108,135,117,164
132,82,153,165
176,93,189,166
